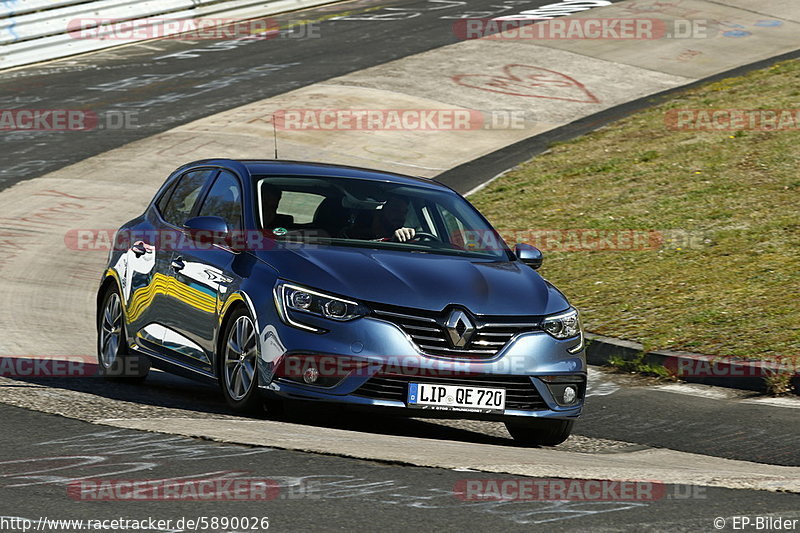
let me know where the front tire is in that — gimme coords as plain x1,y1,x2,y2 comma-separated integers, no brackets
97,287,150,380
505,418,574,447
219,308,262,413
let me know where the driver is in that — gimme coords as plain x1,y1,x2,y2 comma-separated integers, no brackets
352,196,417,242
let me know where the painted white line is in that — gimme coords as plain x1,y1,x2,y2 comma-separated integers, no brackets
741,396,800,410
652,384,800,409
650,384,739,401
586,368,620,398
464,166,515,197
1,0,347,71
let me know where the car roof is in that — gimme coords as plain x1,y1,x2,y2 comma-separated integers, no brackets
186,159,452,192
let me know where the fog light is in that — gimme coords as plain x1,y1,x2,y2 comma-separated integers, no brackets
563,386,577,404
303,366,319,384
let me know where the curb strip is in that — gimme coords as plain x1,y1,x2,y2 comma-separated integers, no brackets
586,333,799,393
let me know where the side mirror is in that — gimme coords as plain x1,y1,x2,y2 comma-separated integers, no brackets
183,216,231,248
515,243,543,269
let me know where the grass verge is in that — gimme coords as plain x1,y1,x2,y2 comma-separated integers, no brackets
605,354,675,381
470,59,800,361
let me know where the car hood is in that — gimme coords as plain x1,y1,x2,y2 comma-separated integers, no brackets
254,245,569,315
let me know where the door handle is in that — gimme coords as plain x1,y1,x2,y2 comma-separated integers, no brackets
130,241,149,257
170,257,185,272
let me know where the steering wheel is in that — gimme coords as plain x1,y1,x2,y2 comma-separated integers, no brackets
407,231,440,242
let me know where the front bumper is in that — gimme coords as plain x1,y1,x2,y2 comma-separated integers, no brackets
255,313,586,421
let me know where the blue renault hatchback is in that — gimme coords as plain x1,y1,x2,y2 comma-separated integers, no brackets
97,159,586,445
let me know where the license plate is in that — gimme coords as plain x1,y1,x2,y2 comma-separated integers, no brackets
407,383,506,413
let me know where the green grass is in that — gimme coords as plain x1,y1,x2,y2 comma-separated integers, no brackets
471,59,800,360
606,354,674,380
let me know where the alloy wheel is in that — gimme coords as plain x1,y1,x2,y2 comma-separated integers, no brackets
224,315,258,401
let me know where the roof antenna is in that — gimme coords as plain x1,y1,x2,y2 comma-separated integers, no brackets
272,113,279,160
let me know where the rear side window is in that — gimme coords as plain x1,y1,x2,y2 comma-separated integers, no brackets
160,169,216,227
197,171,243,231
156,179,178,215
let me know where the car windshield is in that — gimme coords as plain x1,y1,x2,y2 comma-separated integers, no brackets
253,175,512,260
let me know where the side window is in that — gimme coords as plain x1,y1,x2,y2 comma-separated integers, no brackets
437,205,468,247
161,169,215,227
278,191,325,224
156,179,178,215
402,198,424,231
419,205,438,235
197,171,243,231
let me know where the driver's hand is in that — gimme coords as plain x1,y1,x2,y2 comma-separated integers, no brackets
394,227,416,242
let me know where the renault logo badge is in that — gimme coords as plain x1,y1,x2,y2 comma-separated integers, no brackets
445,309,475,348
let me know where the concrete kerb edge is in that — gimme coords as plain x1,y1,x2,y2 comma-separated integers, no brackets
585,333,799,393
93,416,800,493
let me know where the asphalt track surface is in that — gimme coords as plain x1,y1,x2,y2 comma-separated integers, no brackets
1,0,799,530
2,403,799,533
0,0,574,193
6,368,800,466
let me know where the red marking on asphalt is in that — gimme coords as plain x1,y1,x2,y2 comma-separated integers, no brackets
452,64,600,103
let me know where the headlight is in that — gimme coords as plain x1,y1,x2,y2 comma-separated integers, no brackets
542,308,582,343
274,282,368,331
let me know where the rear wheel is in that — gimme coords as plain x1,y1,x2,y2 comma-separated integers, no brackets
219,308,262,413
97,287,150,380
505,418,574,446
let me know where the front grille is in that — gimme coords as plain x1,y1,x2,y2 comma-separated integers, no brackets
371,304,541,358
354,373,548,411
